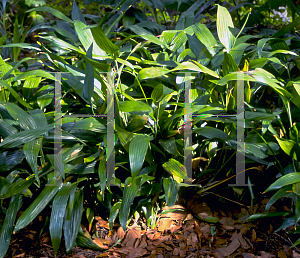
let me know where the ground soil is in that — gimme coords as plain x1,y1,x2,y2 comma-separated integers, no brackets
4,195,300,258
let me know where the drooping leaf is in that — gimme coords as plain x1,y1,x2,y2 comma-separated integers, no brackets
0,177,34,199
83,43,94,103
50,184,73,256
23,138,43,184
119,177,141,231
247,211,291,221
14,182,61,232
265,173,300,193
138,67,170,80
193,23,217,56
0,124,53,148
63,189,84,253
0,195,21,258
129,134,152,176
91,25,119,58
163,177,178,206
26,6,73,23
162,158,187,183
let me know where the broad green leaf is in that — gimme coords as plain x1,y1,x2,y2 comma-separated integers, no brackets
163,177,178,207
50,184,73,256
276,216,295,232
0,119,18,137
119,177,141,231
71,0,86,24
172,61,219,78
159,137,182,156
63,190,84,253
0,151,24,171
272,16,300,38
0,195,21,258
2,57,38,80
0,102,37,130
26,6,73,23
74,20,106,58
40,35,83,53
83,43,94,103
170,31,188,52
296,198,300,224
193,23,217,56
75,231,105,251
151,84,174,103
129,134,152,176
108,201,121,229
247,211,291,221
268,49,298,57
118,101,152,113
288,81,300,108
0,177,34,199
194,126,229,140
275,136,297,160
24,138,43,184
14,182,61,232
0,80,32,109
0,124,53,148
91,25,119,58
70,118,106,133
249,57,285,69
129,25,167,49
13,70,55,82
223,52,239,76
98,158,106,198
138,67,170,80
126,115,148,132
162,158,187,183
257,38,273,58
37,93,54,109
265,185,292,211
0,43,40,51
217,4,235,52
265,173,300,193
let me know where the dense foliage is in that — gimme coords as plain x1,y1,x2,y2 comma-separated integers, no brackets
0,0,300,256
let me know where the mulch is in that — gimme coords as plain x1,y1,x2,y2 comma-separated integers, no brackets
4,195,300,258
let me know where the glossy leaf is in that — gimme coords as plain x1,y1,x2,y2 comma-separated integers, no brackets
24,138,43,184
162,158,187,183
217,4,235,52
163,177,178,207
265,173,300,193
50,184,73,256
118,101,152,113
119,177,141,231
138,67,170,80
129,135,152,177
64,190,84,253
0,195,21,258
0,124,53,148
247,211,291,221
14,182,61,232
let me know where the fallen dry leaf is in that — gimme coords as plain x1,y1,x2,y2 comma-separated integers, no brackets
117,226,125,239
217,238,240,256
127,247,147,258
95,216,109,229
